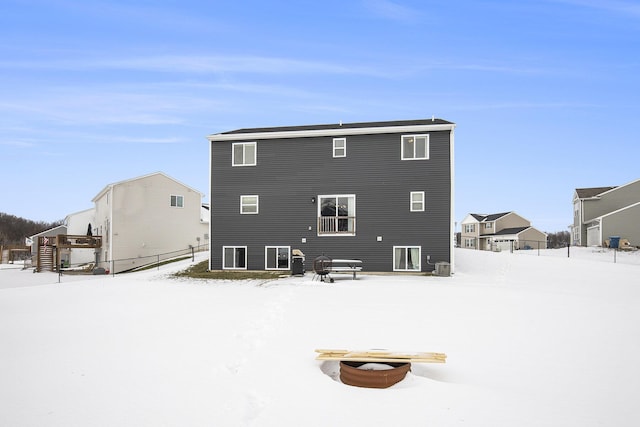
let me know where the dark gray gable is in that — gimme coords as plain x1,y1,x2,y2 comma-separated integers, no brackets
483,212,511,221
493,226,530,236
576,187,616,199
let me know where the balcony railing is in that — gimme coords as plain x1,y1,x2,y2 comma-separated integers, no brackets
56,234,102,248
318,216,356,235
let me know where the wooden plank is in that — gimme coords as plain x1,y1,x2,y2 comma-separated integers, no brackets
331,353,446,361
316,355,446,363
315,349,446,359
315,348,447,364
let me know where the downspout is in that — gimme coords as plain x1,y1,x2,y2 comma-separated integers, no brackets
580,198,584,245
449,125,456,274
208,137,213,271
109,185,114,273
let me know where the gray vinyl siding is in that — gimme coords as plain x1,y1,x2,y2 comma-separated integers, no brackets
583,180,640,222
210,130,452,272
601,204,640,246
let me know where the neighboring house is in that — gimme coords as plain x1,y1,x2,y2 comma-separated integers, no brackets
63,208,97,267
92,172,208,273
29,224,67,271
207,118,455,273
572,178,640,247
460,212,547,251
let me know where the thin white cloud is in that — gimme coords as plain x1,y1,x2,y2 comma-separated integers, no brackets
449,101,601,111
0,55,374,76
0,53,551,79
0,139,35,148
548,0,640,16
361,0,421,22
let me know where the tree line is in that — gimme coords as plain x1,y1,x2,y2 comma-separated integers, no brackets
546,231,570,248
0,212,63,246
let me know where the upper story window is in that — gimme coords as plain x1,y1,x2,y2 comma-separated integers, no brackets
485,222,493,229
401,134,429,160
464,224,475,233
333,138,346,158
240,195,259,214
170,195,184,208
410,191,425,212
232,142,257,166
318,194,356,235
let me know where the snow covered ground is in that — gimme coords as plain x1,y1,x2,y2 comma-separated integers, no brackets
1,247,639,426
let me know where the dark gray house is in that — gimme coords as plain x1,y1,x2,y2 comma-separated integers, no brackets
207,118,456,273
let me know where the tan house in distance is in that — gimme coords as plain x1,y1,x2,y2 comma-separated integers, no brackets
460,212,547,251
92,172,208,273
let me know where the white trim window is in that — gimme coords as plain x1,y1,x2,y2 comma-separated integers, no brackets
410,191,425,212
464,224,475,233
223,246,247,269
333,138,346,158
485,222,493,229
465,238,475,248
170,195,184,208
240,195,259,214
393,246,421,271
401,134,429,160
318,194,356,235
265,246,290,270
232,142,257,166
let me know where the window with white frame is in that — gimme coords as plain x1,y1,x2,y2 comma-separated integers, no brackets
240,195,259,214
223,246,247,269
401,134,429,160
393,246,421,271
465,238,475,248
318,194,356,235
464,224,475,233
485,222,493,229
410,191,425,211
265,246,290,270
170,195,184,208
232,142,257,166
333,138,346,158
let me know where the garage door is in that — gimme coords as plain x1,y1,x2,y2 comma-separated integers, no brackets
586,225,600,246
495,240,513,252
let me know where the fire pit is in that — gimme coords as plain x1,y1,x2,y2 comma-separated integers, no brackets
339,361,411,389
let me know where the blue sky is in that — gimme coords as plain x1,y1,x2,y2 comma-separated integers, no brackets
2,0,639,232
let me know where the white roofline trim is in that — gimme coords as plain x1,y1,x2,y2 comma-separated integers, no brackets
208,124,456,142
595,177,640,198
92,171,203,202
29,224,67,239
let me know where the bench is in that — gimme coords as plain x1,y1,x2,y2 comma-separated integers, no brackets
329,259,363,279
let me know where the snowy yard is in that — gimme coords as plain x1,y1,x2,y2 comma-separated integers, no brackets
1,247,639,426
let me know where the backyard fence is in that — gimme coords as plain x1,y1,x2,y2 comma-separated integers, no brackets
3,244,209,283
107,244,209,275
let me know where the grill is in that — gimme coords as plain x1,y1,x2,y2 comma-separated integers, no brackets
312,255,334,282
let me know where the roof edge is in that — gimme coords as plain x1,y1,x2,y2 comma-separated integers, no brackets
208,120,455,142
